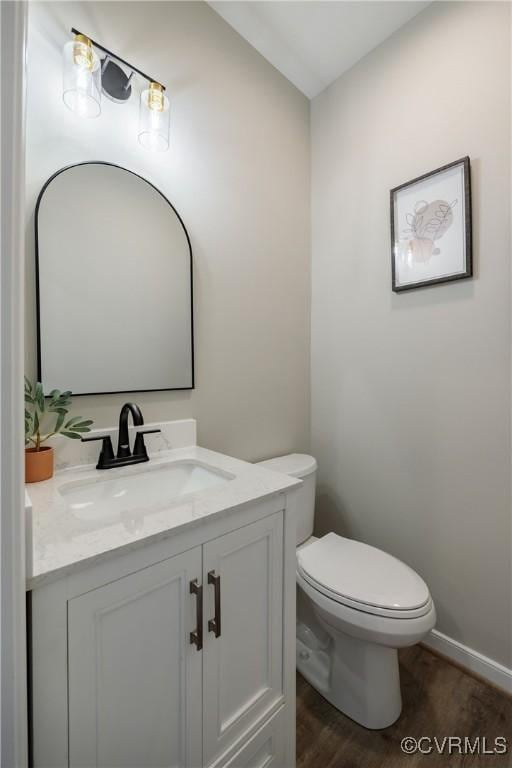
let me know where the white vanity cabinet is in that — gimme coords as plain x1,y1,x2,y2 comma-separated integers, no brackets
30,495,296,768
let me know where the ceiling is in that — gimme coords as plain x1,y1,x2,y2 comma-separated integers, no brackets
209,1,430,98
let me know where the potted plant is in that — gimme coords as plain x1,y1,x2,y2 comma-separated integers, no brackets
25,378,93,483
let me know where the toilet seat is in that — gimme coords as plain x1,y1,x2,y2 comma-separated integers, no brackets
297,566,436,651
297,533,432,619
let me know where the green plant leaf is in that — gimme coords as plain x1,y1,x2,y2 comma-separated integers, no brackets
48,389,61,410
71,419,93,429
24,376,33,394
25,408,34,442
48,407,67,416
47,388,71,409
33,410,39,436
34,382,45,412
60,431,82,440
25,393,34,404
52,398,71,411
64,415,84,429
54,410,66,434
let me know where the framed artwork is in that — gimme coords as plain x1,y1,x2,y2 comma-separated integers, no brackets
390,157,472,292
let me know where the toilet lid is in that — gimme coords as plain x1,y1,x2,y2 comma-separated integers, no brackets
297,533,430,613
257,454,317,478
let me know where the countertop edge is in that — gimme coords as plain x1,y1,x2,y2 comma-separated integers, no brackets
26,474,301,591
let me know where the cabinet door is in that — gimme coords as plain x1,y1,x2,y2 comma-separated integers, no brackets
67,548,203,768
202,513,284,767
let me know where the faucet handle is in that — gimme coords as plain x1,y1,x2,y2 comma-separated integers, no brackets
81,435,115,469
133,428,161,460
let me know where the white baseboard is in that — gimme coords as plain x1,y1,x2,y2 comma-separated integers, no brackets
422,629,512,695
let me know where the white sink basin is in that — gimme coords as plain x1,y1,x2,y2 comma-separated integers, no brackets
58,460,234,523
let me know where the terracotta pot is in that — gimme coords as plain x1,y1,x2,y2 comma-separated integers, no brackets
25,446,54,483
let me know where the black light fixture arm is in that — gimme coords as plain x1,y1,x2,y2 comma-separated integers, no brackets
71,27,166,90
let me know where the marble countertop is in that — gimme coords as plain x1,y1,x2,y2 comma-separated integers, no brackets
26,446,300,590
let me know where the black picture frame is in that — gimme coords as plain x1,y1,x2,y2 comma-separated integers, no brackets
390,156,472,292
35,161,195,396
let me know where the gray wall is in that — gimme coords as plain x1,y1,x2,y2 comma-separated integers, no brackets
311,2,511,666
25,1,311,461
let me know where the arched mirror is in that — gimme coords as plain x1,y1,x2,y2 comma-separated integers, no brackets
35,162,194,395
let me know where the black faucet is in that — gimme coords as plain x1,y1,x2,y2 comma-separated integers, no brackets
82,402,161,470
117,402,144,458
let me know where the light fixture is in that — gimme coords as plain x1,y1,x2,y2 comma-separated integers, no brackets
63,33,101,118
62,29,169,151
138,82,170,152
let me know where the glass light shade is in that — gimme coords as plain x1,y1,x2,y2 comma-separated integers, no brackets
138,83,170,151
62,35,101,118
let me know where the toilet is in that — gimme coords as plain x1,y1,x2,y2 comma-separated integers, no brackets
257,454,436,730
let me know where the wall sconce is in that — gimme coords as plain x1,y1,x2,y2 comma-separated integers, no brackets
63,34,101,118
62,29,170,152
139,82,170,151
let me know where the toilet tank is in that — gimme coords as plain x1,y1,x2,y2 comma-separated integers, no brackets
256,454,317,546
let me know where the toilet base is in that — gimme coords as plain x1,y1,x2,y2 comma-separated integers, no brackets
297,629,402,729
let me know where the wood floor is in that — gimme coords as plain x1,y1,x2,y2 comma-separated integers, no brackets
297,645,512,767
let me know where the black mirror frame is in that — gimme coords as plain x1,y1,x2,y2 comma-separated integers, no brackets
34,161,194,396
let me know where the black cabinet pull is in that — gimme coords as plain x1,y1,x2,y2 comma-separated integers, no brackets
208,571,221,638
190,579,203,650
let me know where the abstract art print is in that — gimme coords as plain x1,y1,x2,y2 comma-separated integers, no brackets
390,157,472,292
